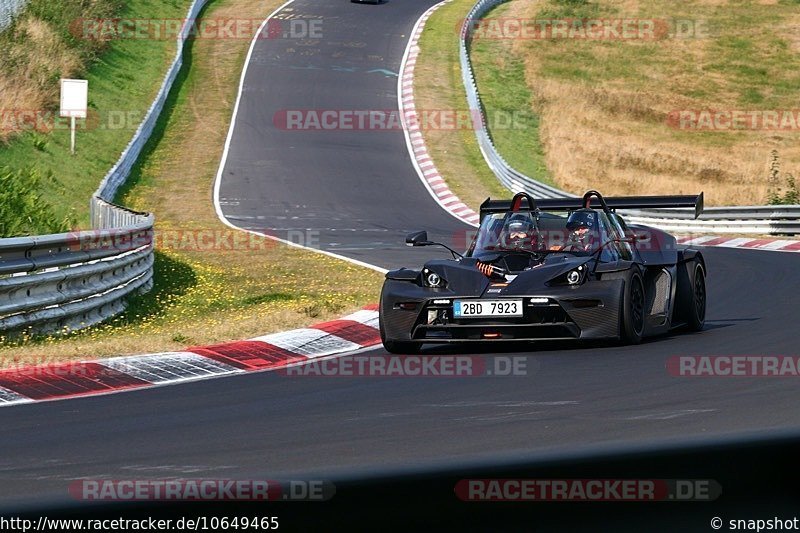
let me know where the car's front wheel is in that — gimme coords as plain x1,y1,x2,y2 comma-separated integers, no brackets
382,338,420,354
379,310,421,354
620,270,645,344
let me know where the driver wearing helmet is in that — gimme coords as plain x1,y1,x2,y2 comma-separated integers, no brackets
500,213,543,251
563,208,598,252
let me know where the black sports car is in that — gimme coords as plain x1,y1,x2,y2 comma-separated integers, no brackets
379,190,707,353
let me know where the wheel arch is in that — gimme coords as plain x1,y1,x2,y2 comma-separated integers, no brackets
678,248,706,271
673,248,706,327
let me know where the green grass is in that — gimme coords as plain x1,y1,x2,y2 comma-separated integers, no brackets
113,13,199,205
0,0,192,234
471,15,552,184
411,0,554,205
409,0,516,210
0,166,73,236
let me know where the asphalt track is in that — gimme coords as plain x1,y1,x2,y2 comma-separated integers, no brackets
215,0,467,269
2,0,799,509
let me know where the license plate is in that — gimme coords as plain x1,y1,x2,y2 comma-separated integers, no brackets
453,299,523,318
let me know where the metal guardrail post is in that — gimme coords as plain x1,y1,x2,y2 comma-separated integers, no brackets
0,200,154,336
0,0,27,31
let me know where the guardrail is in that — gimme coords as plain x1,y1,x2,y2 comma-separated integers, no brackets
459,0,800,235
0,0,26,31
0,200,154,336
0,0,212,336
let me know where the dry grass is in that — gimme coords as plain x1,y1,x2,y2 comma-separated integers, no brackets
514,0,800,206
0,19,82,142
0,0,383,366
532,79,780,204
418,0,800,207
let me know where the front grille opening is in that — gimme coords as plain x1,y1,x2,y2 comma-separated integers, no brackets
565,299,602,309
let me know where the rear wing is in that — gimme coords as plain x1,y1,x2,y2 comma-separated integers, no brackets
480,191,704,220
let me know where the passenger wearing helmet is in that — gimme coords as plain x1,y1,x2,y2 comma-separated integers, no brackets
499,213,543,251
563,208,598,252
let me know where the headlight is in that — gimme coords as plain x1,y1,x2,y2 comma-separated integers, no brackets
422,268,446,288
549,265,588,286
566,265,587,285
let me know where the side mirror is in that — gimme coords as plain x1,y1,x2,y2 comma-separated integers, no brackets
406,230,430,246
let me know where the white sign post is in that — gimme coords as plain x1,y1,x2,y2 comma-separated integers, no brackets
60,79,88,155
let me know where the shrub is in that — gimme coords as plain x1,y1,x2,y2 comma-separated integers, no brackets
0,165,75,237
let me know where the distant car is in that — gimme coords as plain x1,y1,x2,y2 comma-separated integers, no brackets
351,0,382,4
379,190,707,353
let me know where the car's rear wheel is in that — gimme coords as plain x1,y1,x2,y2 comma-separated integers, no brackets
687,260,706,331
621,270,645,344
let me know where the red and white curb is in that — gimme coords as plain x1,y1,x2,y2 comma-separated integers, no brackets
677,235,800,253
399,0,480,227
0,306,381,407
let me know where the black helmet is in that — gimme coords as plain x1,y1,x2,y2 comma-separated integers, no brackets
500,213,541,250
505,213,534,235
566,209,596,231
